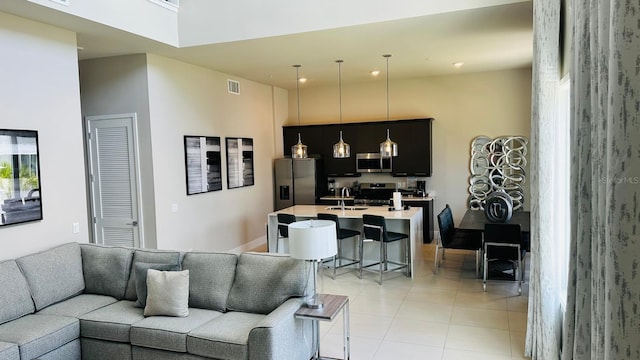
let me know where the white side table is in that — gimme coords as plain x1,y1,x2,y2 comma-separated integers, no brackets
295,294,350,360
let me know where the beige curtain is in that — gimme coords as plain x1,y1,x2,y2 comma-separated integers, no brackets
562,0,640,359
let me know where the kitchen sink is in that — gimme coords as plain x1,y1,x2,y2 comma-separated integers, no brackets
324,206,368,211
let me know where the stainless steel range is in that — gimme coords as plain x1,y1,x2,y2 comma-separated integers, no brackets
353,182,396,206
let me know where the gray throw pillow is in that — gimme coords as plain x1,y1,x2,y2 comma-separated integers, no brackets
124,249,182,301
134,262,181,308
144,269,189,317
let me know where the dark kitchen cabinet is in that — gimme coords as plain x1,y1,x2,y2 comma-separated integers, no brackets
283,125,324,158
322,125,359,177
283,118,433,176
356,122,389,153
391,119,432,176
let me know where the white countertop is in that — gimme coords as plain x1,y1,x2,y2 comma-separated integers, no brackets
269,205,421,220
320,195,433,202
401,195,434,202
319,196,355,201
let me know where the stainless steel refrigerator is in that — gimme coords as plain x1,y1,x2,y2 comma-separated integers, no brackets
274,158,326,210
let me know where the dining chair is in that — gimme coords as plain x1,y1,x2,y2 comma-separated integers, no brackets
276,213,297,253
317,213,361,279
360,214,409,285
483,223,525,294
434,204,482,275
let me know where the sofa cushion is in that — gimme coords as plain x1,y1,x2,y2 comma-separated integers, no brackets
0,314,79,360
0,260,35,325
15,243,85,311
134,262,181,308
124,249,182,301
37,294,118,318
131,308,221,353
80,244,134,299
144,269,190,317
187,312,264,360
0,341,19,360
181,252,237,312
226,253,305,314
79,300,144,343
35,338,80,360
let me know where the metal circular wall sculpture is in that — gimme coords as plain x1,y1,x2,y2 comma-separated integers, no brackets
468,135,527,211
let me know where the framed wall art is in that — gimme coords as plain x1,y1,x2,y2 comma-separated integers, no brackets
184,136,222,195
0,129,43,226
225,137,254,189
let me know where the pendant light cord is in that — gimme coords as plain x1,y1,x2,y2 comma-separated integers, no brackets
384,54,391,122
337,60,343,124
294,65,301,126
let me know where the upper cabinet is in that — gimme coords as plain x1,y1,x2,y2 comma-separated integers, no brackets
322,125,359,176
390,119,432,177
355,122,389,153
283,118,433,177
283,125,325,158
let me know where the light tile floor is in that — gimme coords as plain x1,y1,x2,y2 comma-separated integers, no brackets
311,243,531,360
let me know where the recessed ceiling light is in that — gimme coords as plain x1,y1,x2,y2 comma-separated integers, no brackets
299,78,307,83
371,70,380,76
453,62,464,68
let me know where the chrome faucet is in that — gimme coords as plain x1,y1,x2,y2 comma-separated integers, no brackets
340,187,350,210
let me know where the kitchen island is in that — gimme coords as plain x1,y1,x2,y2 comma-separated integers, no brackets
267,205,423,278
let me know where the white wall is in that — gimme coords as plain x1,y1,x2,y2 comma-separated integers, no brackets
287,68,532,224
145,54,285,252
0,12,89,260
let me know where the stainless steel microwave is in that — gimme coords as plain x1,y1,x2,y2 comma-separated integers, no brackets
356,153,392,173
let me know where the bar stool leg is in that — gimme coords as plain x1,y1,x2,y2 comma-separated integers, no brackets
379,240,384,285
359,236,364,279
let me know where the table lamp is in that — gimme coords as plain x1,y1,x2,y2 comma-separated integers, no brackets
288,219,337,309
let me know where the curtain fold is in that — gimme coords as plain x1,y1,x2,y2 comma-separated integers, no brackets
525,0,562,358
562,0,640,359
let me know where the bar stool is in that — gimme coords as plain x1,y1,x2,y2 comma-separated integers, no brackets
317,213,361,279
360,214,409,284
276,213,297,253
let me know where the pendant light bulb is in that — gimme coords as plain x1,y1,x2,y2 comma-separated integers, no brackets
333,59,351,158
380,54,398,157
291,64,308,159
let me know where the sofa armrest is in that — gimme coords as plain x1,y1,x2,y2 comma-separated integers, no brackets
247,298,316,360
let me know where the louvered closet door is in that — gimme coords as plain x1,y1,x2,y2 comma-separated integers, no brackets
87,114,140,247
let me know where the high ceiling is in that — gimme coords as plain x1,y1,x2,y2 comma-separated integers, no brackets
1,1,533,90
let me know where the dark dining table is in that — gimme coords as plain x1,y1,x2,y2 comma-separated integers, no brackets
458,209,531,251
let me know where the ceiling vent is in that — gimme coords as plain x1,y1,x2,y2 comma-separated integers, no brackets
49,0,69,5
227,79,240,95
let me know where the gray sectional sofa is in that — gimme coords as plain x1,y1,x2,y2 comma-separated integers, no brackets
0,242,316,360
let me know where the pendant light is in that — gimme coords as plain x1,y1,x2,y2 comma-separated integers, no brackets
333,59,350,158
380,54,398,157
291,64,308,159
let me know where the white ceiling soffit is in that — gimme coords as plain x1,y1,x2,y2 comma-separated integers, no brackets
177,0,531,46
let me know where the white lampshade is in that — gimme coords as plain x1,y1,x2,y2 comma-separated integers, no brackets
288,220,337,260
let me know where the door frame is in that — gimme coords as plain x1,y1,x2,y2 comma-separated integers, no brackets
85,113,145,247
